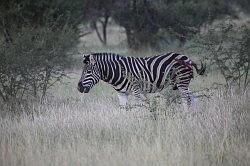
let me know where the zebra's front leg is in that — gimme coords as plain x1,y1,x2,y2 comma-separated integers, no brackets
117,93,132,110
117,93,128,106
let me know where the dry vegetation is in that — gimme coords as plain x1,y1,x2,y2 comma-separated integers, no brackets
0,13,250,166
0,73,249,166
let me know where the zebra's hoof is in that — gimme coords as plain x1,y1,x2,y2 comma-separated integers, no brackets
119,105,132,111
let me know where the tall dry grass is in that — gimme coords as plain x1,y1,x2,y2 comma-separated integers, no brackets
0,73,249,166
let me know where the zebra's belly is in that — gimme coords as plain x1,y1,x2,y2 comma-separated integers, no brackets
113,77,172,94
129,81,168,94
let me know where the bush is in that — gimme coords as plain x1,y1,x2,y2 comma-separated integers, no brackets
0,26,78,103
198,19,250,92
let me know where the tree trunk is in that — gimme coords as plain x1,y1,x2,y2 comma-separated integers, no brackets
92,11,109,46
179,34,186,47
125,27,140,51
102,10,109,45
0,17,12,44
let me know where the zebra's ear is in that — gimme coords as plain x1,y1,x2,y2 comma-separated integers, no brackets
83,54,90,64
89,55,96,65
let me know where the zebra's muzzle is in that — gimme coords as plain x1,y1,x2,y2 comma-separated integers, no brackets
77,82,90,93
77,85,84,93
77,82,84,93
82,87,90,93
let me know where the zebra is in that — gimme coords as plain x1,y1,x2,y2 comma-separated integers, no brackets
77,52,206,107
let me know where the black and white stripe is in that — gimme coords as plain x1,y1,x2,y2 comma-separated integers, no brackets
77,52,205,106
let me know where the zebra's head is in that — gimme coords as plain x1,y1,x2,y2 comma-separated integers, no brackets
77,54,100,93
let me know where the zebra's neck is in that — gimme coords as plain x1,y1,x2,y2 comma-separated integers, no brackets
94,53,124,85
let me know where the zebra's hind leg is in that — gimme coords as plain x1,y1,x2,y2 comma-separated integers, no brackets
177,85,195,109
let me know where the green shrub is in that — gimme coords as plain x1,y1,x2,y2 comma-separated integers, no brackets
0,26,78,103
198,19,250,92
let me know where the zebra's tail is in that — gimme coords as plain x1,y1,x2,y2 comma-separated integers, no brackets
192,61,206,75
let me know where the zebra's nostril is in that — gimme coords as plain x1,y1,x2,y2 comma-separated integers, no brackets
77,82,84,93
78,82,84,89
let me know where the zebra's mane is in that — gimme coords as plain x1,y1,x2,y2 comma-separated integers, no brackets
90,52,175,60
91,52,124,58
90,52,155,59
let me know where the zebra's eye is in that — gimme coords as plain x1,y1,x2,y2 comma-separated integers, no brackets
87,70,91,73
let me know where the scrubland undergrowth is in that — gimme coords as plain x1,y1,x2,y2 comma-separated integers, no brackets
0,74,249,166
